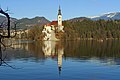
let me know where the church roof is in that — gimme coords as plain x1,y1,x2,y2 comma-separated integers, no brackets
51,21,58,25
46,21,57,26
51,21,63,26
46,23,51,26
45,21,64,27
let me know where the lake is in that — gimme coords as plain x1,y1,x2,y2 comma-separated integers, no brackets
0,40,120,80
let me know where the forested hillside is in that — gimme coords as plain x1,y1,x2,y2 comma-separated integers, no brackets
63,19,120,40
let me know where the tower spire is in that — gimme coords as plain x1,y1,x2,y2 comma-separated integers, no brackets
58,5,62,15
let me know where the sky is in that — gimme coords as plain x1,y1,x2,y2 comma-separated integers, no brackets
0,0,120,21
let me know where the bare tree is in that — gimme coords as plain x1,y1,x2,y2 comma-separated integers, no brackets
0,8,16,38
0,8,17,68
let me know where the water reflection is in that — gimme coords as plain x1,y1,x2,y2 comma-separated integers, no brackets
9,40,120,66
42,41,64,74
1,40,120,80
11,40,64,73
0,42,16,69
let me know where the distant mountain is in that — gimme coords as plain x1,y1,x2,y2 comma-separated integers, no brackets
17,17,50,29
88,12,120,20
0,15,17,23
0,15,17,29
68,12,120,21
68,17,90,22
0,15,6,23
1,11,120,30
0,15,50,29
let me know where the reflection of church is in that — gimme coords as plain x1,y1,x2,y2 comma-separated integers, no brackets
42,41,64,74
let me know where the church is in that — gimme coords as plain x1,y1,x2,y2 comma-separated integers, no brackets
42,6,64,41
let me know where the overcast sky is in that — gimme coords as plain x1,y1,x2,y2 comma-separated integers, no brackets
0,0,120,21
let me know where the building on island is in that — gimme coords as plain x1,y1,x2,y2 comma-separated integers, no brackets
42,6,64,41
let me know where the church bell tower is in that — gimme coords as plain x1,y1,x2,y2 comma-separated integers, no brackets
58,6,62,27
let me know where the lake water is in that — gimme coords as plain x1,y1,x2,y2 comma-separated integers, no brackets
0,40,120,80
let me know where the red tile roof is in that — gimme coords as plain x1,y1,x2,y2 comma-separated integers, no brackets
51,21,58,25
45,21,63,26
46,21,58,26
46,23,51,26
